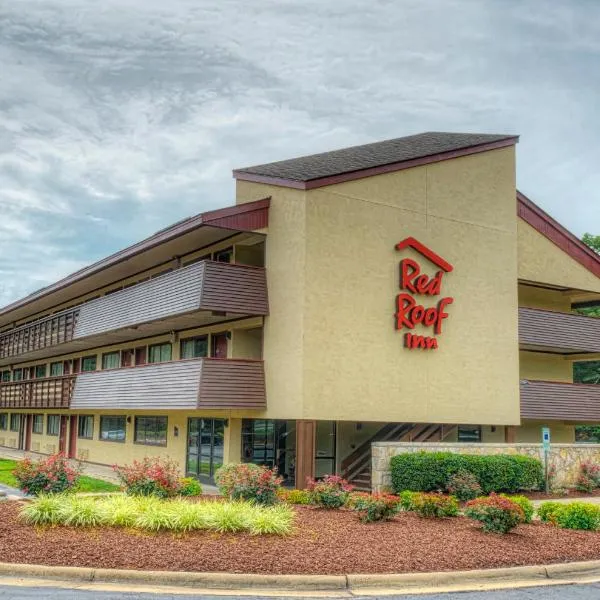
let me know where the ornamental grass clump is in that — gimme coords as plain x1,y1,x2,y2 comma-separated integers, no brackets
13,453,82,496
410,492,458,518
113,457,182,498
464,493,524,534
215,463,282,505
20,494,65,525
350,492,402,523
307,475,353,509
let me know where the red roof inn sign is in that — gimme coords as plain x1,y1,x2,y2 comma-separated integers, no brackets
394,238,454,350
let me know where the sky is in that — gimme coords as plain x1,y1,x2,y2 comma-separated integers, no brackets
1,0,599,306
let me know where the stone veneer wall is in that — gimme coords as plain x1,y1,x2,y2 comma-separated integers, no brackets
371,442,600,492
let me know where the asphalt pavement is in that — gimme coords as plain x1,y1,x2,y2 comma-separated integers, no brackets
1,583,600,599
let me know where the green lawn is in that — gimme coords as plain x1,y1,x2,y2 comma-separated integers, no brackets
0,459,120,493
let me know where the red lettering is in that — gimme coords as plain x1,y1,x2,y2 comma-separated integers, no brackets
400,259,420,293
434,297,453,335
404,333,439,350
395,294,454,334
395,293,416,330
400,259,444,296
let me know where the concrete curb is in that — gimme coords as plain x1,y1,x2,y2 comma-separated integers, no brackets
1,560,600,593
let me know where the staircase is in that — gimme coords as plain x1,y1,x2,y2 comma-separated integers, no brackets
341,423,457,491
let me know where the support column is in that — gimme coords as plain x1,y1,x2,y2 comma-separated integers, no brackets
505,426,517,443
295,420,316,489
225,418,242,465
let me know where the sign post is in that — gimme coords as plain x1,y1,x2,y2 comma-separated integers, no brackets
542,426,551,494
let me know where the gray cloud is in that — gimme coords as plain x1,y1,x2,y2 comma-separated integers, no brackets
1,0,599,305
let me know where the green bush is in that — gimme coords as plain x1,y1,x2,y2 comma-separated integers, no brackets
307,475,353,509
411,493,458,518
178,477,203,497
390,452,543,494
464,494,524,534
500,494,534,524
399,490,417,511
447,470,482,502
113,457,181,498
350,493,401,523
277,488,312,505
13,454,82,496
215,463,282,505
537,501,564,524
554,502,600,531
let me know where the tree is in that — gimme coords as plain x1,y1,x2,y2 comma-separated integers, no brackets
583,233,600,254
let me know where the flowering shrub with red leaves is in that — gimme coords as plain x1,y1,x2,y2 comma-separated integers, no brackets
465,493,524,534
575,461,600,493
307,475,353,509
113,456,181,498
13,453,82,496
349,492,401,522
215,463,282,505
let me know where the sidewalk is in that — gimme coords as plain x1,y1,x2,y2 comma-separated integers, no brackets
530,496,600,507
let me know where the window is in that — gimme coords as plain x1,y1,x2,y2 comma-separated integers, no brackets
10,414,21,432
134,416,167,446
32,415,43,434
100,416,126,442
148,343,172,364
0,414,7,430
78,415,94,439
12,369,23,382
180,336,208,359
102,352,120,370
81,356,97,372
458,425,482,443
1,370,10,382
34,364,47,379
47,415,60,436
50,362,64,377
214,248,233,263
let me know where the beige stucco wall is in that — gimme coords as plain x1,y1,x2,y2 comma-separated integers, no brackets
518,284,572,312
520,351,572,382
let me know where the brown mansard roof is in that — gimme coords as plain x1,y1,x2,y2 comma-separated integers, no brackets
233,132,519,189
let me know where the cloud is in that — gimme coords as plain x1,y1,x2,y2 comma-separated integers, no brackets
0,0,599,305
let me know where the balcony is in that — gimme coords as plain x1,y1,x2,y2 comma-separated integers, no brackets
70,358,266,411
519,307,600,355
521,380,600,422
0,375,75,409
0,261,268,365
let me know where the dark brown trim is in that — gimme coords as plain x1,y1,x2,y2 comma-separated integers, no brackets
518,191,600,279
295,420,316,489
233,138,519,190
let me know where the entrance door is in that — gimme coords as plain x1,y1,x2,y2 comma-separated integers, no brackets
211,333,228,359
58,416,68,454
16,414,26,450
68,415,78,459
186,418,225,484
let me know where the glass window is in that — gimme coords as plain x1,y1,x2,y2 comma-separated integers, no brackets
9,414,21,432
100,416,126,442
213,248,233,263
134,416,168,446
148,343,172,364
47,415,60,436
1,370,10,382
34,364,47,379
458,425,482,443
102,352,120,370
32,415,43,434
0,413,7,430
81,356,97,372
78,415,94,439
180,336,208,359
50,362,64,377
12,369,23,382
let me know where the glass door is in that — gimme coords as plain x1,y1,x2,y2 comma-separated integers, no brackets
186,418,225,484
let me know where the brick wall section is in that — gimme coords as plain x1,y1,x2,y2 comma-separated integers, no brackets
371,442,600,492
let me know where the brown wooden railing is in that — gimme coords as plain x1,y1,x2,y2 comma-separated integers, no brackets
0,308,79,360
0,375,75,409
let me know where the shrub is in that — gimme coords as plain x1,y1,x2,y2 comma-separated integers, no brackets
351,493,401,523
13,453,82,496
500,494,534,523
464,494,524,534
178,477,203,497
215,463,282,505
554,502,600,531
575,462,600,493
411,493,458,518
307,475,353,509
277,488,312,505
390,452,543,495
447,470,482,502
113,457,181,498
399,490,417,511
537,501,564,524
20,494,65,525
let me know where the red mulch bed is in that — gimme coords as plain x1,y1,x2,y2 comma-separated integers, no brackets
2,501,600,575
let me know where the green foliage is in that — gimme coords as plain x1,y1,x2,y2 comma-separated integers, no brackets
215,463,282,505
20,495,294,535
349,493,402,523
554,502,600,531
447,470,482,502
464,494,524,534
390,452,543,494
537,501,564,524
178,477,203,497
307,475,353,509
277,488,312,505
410,493,458,518
500,494,534,523
113,456,182,498
399,490,417,511
583,233,600,254
13,453,82,496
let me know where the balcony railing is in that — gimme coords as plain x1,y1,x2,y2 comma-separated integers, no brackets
0,261,268,362
0,375,75,409
521,380,600,421
519,307,600,354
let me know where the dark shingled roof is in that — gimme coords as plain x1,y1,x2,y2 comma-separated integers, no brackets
233,132,518,185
